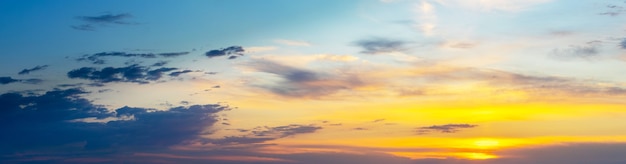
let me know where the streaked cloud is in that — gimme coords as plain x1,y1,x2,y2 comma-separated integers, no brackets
354,37,408,54
435,0,553,12
77,51,190,64
205,46,245,59
72,13,134,31
274,39,311,46
18,65,49,75
67,65,178,84
416,124,478,134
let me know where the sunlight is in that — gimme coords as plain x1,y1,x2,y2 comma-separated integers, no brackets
460,152,498,160
473,139,500,148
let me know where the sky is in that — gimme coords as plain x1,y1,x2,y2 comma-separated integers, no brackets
2,0,626,163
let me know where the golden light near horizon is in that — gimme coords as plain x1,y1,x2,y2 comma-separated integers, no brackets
473,139,500,149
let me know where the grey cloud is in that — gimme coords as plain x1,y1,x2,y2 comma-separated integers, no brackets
208,124,322,145
416,124,478,134
67,65,178,84
18,65,49,75
78,13,132,24
551,44,600,59
0,76,20,84
73,13,134,31
0,76,43,85
169,70,195,77
247,59,365,98
152,61,168,67
600,4,626,16
205,46,245,59
71,24,95,31
354,38,408,54
77,51,189,64
620,38,626,49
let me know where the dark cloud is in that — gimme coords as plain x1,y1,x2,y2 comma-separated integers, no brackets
205,46,245,59
354,38,407,54
0,76,20,84
152,61,168,67
209,124,322,145
18,65,49,75
78,13,133,24
77,51,189,64
416,124,478,134
0,76,43,85
73,13,134,31
247,60,365,98
67,65,178,84
0,88,230,154
169,70,195,77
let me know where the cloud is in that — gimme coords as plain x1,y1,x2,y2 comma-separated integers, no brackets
551,43,600,60
416,124,478,134
620,38,626,49
0,88,230,154
600,4,626,16
435,0,553,12
212,124,322,145
77,51,190,64
18,65,49,75
67,65,178,84
0,76,43,85
169,70,195,77
354,38,408,54
78,13,133,24
205,46,245,59
0,76,20,84
274,39,311,46
246,59,366,98
73,13,134,31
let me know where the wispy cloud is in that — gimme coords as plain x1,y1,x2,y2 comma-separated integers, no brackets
550,41,601,60
274,39,311,46
77,51,190,64
67,65,178,84
72,13,134,31
0,76,43,85
354,37,408,54
18,65,49,75
245,59,367,98
416,124,478,134
205,46,245,59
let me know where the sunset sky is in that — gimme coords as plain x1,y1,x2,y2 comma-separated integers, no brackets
2,0,626,163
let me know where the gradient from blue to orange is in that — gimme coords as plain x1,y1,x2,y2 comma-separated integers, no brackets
2,0,626,163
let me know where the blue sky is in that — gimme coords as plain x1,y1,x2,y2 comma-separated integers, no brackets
3,0,626,163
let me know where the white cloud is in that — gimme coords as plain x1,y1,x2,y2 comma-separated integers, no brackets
274,39,312,46
434,0,553,12
245,46,277,53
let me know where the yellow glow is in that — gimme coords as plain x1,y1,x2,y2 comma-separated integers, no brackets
460,152,498,160
473,139,500,149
